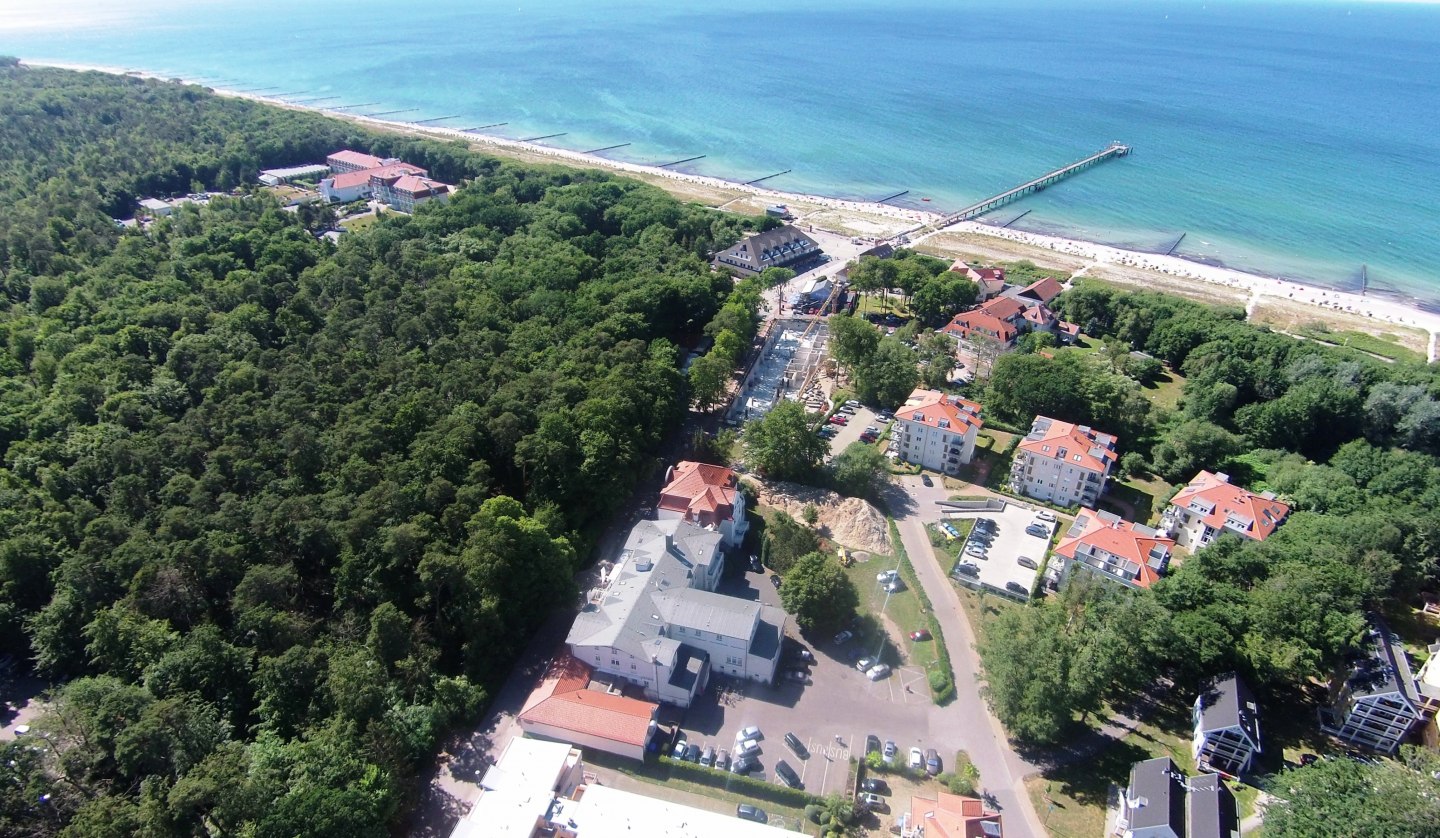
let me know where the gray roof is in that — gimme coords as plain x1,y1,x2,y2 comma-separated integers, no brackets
714,225,820,273
1186,773,1239,838
748,608,785,660
1195,673,1261,747
566,519,731,663
1125,757,1185,833
654,587,758,640
1348,614,1420,706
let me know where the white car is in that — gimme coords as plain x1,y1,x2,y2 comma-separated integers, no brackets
883,740,898,764
735,738,761,757
856,657,876,672
736,725,763,742
876,569,898,583
909,746,924,770
867,664,891,681
1035,510,1057,523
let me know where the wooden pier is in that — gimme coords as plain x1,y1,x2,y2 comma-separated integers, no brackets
935,142,1131,228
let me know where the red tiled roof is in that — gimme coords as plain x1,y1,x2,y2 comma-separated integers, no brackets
1055,508,1174,588
977,296,1024,321
1169,471,1291,541
1016,416,1117,474
896,388,983,434
1019,277,1063,304
519,655,656,747
1021,304,1056,327
1058,321,1081,336
908,791,1003,838
328,162,426,191
658,462,737,527
390,175,451,197
328,149,385,169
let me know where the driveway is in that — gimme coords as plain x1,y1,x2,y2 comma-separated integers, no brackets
941,503,1048,600
883,475,1050,838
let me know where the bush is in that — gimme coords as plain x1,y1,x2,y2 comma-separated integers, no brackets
658,756,816,808
804,804,823,824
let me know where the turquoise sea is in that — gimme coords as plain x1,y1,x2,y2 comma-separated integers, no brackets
5,0,1440,301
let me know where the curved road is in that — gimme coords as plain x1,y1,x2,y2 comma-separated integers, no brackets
884,475,1050,838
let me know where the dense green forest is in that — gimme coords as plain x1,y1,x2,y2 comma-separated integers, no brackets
0,65,761,835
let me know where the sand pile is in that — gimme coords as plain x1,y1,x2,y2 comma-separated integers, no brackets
748,480,892,555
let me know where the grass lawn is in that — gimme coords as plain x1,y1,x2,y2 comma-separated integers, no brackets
841,551,939,674
583,749,817,834
1099,478,1170,525
854,295,910,318
339,212,381,233
1139,367,1187,411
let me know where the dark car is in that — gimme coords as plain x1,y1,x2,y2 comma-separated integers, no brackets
1006,581,1030,595
736,803,769,823
684,742,702,762
750,555,763,573
775,760,803,789
925,748,941,776
860,777,889,794
920,474,933,487
770,574,782,588
954,562,980,577
866,734,882,755
732,755,758,774
784,732,809,759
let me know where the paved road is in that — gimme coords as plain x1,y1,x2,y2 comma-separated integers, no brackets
884,474,1050,838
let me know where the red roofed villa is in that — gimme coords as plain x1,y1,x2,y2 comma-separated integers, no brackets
1010,416,1117,508
893,388,984,476
1055,507,1175,590
657,461,749,547
942,289,1079,349
949,261,1008,301
1161,470,1292,551
318,149,453,211
517,654,659,761
899,790,1004,838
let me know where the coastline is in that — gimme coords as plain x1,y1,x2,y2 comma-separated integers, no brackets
26,59,1440,362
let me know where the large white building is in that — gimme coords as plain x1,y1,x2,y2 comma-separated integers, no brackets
1161,471,1291,551
656,461,749,547
1053,508,1175,590
1009,416,1117,508
565,519,784,708
892,388,983,476
451,737,805,837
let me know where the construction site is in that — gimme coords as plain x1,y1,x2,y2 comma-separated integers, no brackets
725,317,833,427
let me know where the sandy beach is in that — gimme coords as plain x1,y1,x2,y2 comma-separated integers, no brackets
28,60,1440,362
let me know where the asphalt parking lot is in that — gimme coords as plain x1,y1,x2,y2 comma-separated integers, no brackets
823,405,882,457
676,563,938,798
941,502,1048,600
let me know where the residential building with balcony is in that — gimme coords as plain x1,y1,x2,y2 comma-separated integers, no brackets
1054,508,1174,589
1161,471,1291,550
1116,757,1238,838
893,389,983,476
1192,674,1261,777
898,790,1002,838
1010,416,1117,508
565,519,783,709
1319,615,1426,753
713,224,821,274
948,261,1007,301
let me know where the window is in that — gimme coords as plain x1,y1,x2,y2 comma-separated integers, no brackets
611,659,621,666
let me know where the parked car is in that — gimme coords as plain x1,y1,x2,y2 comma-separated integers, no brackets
860,777,889,794
954,562,979,576
672,736,688,760
732,755,758,774
716,749,730,771
876,569,898,583
699,745,715,767
771,574,782,588
864,426,879,435
858,792,889,812
925,748,941,775
736,803,768,823
1006,581,1030,595
866,735,882,755
867,664,891,680
884,579,904,593
1017,556,1039,570
845,400,861,408
1035,510,1057,523
784,732,809,759
828,415,848,425
975,518,996,532
909,747,924,771
737,725,763,742
735,738,760,758
775,760,803,789
750,554,763,573
1025,523,1049,537
685,742,702,762
965,545,987,558
883,740,898,764
859,432,878,443
784,668,808,684
788,645,814,663
856,657,876,672
920,474,933,487
909,629,932,641
833,630,853,645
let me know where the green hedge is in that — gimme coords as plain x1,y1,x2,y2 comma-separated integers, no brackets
889,519,957,706
657,756,817,808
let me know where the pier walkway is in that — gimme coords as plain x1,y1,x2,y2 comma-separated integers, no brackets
904,142,1130,242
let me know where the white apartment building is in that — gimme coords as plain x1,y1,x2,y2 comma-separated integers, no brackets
893,388,983,476
1010,415,1117,508
656,461,749,547
565,519,784,708
1161,471,1291,550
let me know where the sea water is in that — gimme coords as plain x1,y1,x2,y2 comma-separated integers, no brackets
4,0,1439,300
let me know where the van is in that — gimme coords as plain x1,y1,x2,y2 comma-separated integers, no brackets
1017,556,1038,570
